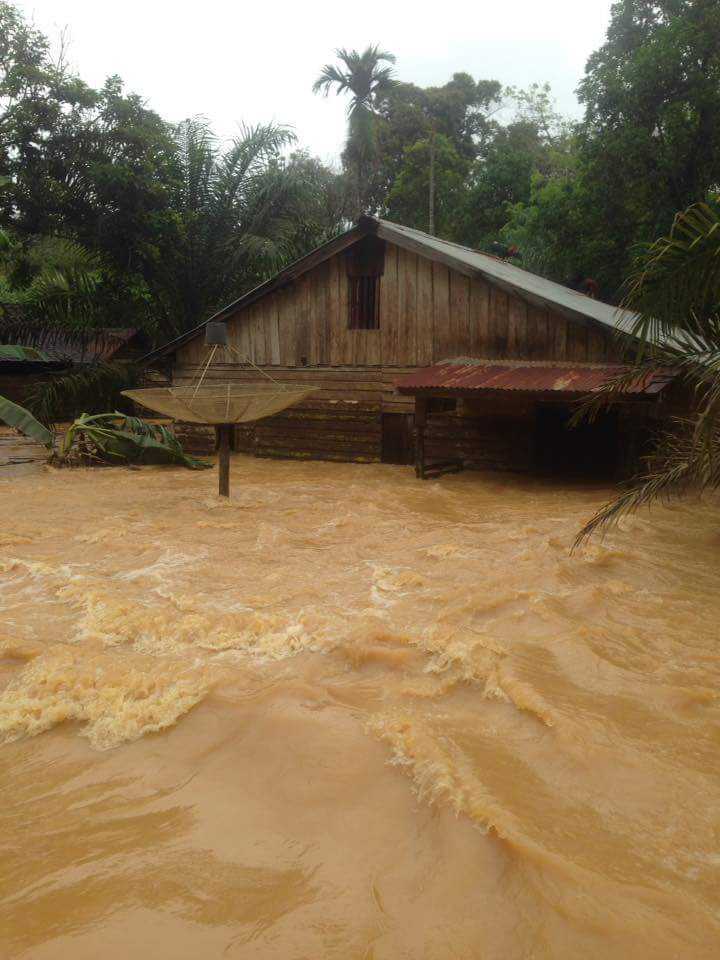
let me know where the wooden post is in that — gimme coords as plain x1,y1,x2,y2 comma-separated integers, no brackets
217,423,231,497
414,396,427,479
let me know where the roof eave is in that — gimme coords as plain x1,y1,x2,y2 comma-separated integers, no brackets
374,220,635,335
139,218,377,366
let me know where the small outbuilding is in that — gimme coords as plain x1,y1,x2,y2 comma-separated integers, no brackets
396,359,670,480
0,345,68,405
0,330,150,408
144,217,673,476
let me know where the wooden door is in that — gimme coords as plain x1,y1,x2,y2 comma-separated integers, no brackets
381,413,414,464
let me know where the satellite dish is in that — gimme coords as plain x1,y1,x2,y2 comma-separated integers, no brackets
124,327,319,495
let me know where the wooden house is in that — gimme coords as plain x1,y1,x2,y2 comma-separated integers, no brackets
144,216,672,477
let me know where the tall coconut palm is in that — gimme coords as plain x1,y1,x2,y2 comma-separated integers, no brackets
313,46,397,217
576,199,720,543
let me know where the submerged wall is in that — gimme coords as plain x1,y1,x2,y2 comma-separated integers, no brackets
171,392,657,478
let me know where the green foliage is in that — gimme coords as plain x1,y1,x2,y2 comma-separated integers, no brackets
576,199,720,543
457,84,576,251
58,412,211,470
501,174,594,282
0,231,103,339
0,393,53,446
621,201,720,348
314,46,397,217
0,386,210,469
23,361,140,425
0,2,346,346
3,0,719,357
0,4,175,326
386,134,468,236
374,74,503,223
144,119,341,337
506,1,720,298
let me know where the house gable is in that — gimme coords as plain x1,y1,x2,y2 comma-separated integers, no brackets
174,237,624,371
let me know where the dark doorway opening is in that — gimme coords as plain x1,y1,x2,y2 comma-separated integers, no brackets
535,404,619,479
382,413,414,464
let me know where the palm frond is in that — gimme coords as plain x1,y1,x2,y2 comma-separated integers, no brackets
0,231,103,335
213,124,296,207
313,64,351,97
574,423,716,547
621,201,720,349
23,361,140,425
173,117,217,212
575,199,720,542
570,355,675,428
313,45,397,112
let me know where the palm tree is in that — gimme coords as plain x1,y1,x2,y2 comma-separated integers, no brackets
0,227,144,421
313,46,397,217
0,228,102,344
576,199,720,544
146,119,326,337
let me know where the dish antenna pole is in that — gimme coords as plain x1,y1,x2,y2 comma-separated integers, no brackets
123,321,319,498
205,322,232,496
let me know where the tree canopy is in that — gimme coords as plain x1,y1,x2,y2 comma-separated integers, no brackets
503,0,720,296
1,0,719,350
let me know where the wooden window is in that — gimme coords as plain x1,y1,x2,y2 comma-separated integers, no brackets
346,235,385,330
349,275,380,330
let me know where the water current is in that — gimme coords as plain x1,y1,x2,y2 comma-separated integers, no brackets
1,457,718,958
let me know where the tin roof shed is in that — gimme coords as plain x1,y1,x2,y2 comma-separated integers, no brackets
397,361,672,397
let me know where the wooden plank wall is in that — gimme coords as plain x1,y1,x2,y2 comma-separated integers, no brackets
424,413,536,473
171,240,625,466
423,395,537,472
175,241,623,373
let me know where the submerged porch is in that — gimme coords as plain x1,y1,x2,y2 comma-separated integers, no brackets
396,360,672,481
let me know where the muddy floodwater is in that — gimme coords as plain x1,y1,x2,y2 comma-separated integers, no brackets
1,457,719,959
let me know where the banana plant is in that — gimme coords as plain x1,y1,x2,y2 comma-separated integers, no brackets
0,394,54,448
0,398,209,470
58,413,211,470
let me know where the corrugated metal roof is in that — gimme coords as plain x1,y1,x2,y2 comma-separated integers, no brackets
0,345,52,362
396,362,671,396
0,344,67,372
375,219,636,334
142,215,636,364
45,328,140,363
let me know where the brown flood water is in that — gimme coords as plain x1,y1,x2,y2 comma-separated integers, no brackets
1,456,719,959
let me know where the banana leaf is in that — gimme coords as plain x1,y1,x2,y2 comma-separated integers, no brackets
61,413,210,470
0,394,54,447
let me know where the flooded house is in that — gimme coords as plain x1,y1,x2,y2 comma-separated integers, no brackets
144,217,671,477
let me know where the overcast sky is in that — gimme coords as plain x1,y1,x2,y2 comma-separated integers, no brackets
18,0,612,163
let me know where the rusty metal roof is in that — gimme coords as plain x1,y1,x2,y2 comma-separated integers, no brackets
396,362,671,396
46,328,141,363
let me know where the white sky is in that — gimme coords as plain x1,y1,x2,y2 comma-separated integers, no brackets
18,0,612,164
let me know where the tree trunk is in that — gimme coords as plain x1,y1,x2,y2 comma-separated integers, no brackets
428,130,436,235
